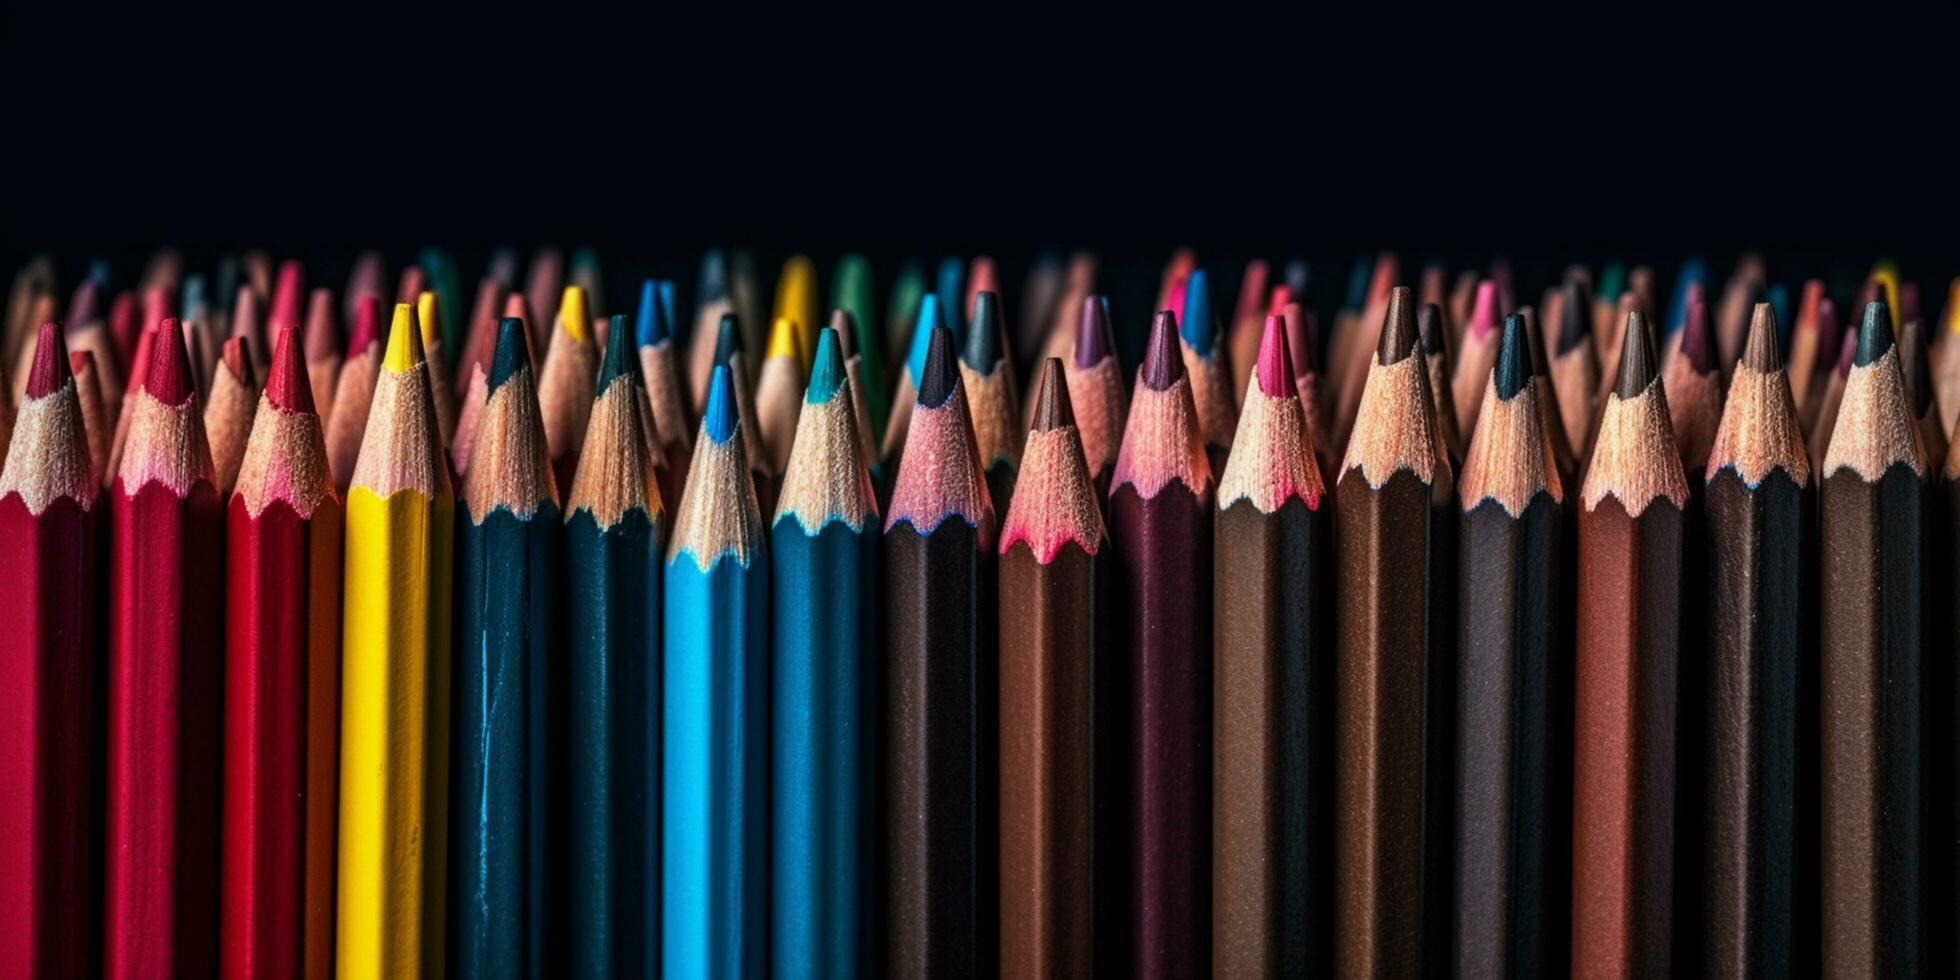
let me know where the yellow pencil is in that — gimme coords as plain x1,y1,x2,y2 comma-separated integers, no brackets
773,254,820,370
337,302,455,978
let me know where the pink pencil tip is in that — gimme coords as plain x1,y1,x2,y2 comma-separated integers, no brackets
1469,280,1500,340
1266,284,1293,318
348,296,384,353
1256,314,1294,397
144,317,195,404
24,322,70,399
270,260,305,330
267,322,315,414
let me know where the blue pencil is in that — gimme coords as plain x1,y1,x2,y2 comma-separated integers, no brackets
770,329,879,975
664,365,769,979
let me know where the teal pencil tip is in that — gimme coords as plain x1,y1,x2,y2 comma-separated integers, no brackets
636,278,667,346
714,313,742,364
487,317,527,391
806,328,846,404
1181,268,1217,353
907,293,943,385
598,314,638,389
705,365,739,443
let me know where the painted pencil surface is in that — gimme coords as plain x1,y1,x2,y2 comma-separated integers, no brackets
771,328,878,976
566,315,664,977
223,323,342,979
998,358,1106,978
664,365,768,979
0,323,96,978
108,318,225,978
1212,313,1332,977
1106,311,1215,977
337,302,456,978
1819,300,1925,978
883,325,998,977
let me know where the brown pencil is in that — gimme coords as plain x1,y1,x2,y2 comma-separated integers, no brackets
1572,309,1687,978
998,358,1106,978
1418,303,1462,467
1900,317,1948,469
1334,286,1454,978
1819,300,1925,977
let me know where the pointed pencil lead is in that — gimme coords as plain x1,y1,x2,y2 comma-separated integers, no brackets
1076,295,1114,368
1680,291,1716,372
1180,269,1217,354
1615,310,1658,398
267,322,314,414
487,318,529,393
146,317,195,404
964,291,1004,371
807,328,847,405
1495,313,1531,400
704,365,739,444
1417,303,1448,355
635,278,668,346
1855,300,1894,367
1556,281,1591,353
1255,314,1294,398
1031,357,1076,432
382,302,425,372
24,321,70,400
597,314,639,389
1377,287,1418,365
917,327,960,408
714,313,743,365
1743,304,1781,373
1467,280,1501,340
1142,310,1183,391
905,294,943,384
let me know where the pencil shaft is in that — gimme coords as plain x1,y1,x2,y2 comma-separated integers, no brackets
223,498,343,979
1212,500,1331,977
663,557,768,979
998,543,1100,978
771,520,875,976
452,505,561,977
1455,495,1561,978
0,496,95,977
565,510,659,977
1936,472,1960,978
107,480,225,978
883,521,995,978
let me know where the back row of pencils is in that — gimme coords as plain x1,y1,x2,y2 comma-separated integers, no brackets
0,247,1954,978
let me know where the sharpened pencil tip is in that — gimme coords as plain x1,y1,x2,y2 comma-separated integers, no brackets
1681,291,1715,372
1495,313,1530,401
765,315,802,362
558,285,590,343
827,310,858,357
222,336,256,387
349,296,384,354
1468,280,1501,340
704,365,738,444
1377,287,1418,365
714,313,743,365
906,294,943,384
1256,313,1294,397
1077,295,1114,368
487,318,528,393
597,314,638,390
636,278,668,346
1556,281,1590,353
807,328,846,405
918,326,960,408
1180,269,1217,353
1901,318,1934,414
1031,357,1075,432
1614,310,1658,398
1743,304,1781,372
1418,303,1447,355
271,260,304,330
24,322,69,400
964,291,1004,371
1142,311,1183,391
1855,300,1894,366
382,302,425,372
146,318,195,404
267,322,315,414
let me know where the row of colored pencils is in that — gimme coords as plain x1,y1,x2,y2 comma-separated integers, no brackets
2,247,1957,979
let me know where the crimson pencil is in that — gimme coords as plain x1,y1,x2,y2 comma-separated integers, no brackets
0,323,97,978
107,317,225,977
1064,294,1125,494
1105,312,1215,977
222,322,343,979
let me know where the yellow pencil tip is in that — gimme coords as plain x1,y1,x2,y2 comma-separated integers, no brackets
384,301,426,371
416,291,441,345
559,285,590,343
766,315,803,361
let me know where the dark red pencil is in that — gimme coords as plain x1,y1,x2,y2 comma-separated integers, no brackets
0,323,97,977
107,317,225,977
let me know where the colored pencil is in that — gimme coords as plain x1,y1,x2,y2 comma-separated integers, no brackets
1935,357,1960,980
1807,318,1858,474
107,316,224,977
222,321,342,979
64,276,123,425
965,256,999,320
325,296,384,491
880,292,945,468
1901,316,1948,467
1419,302,1463,467
1522,305,1580,492
1551,279,1602,457
773,254,820,370
456,277,505,400
1178,269,1237,474
1700,304,1810,977
708,313,775,517
754,315,806,477
565,315,665,976
1451,279,1503,438
219,281,262,394
1156,249,1195,326
883,324,998,978
663,364,769,979
1936,276,1960,435
963,290,1022,514
1786,281,1827,419
1028,255,1097,401
1572,310,1687,978
70,349,109,477
998,357,1106,978
337,301,456,978
1064,294,1125,494
686,250,736,411
771,327,878,976
1211,313,1331,977
828,310,881,489
1333,287,1454,978
418,248,464,361
1105,310,1215,977
1225,259,1270,403
570,248,604,320
1455,312,1565,978
935,256,967,341
0,323,96,978
1280,301,1339,485
637,278,694,511
524,248,564,357
831,254,888,438
882,259,927,380
303,287,341,424
205,335,259,497
417,290,458,447
2,257,53,367
1819,299,1925,977
104,316,158,484
449,316,562,977
1331,254,1398,451
538,284,596,494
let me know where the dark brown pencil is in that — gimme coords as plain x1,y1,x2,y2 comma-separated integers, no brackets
1106,312,1214,978
1334,286,1455,978
1455,312,1565,978
1819,299,1926,978
1572,310,1687,978
1701,304,1811,977
998,358,1106,978
1212,314,1332,977
1418,303,1462,467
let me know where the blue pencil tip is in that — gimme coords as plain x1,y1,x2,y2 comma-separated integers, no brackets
935,257,965,332
87,259,110,288
907,294,944,385
705,365,739,443
488,317,527,391
806,328,846,404
1181,268,1217,353
636,278,666,346
657,280,677,341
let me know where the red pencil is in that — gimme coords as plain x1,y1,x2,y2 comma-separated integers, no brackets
107,317,225,977
222,322,344,979
0,323,97,977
